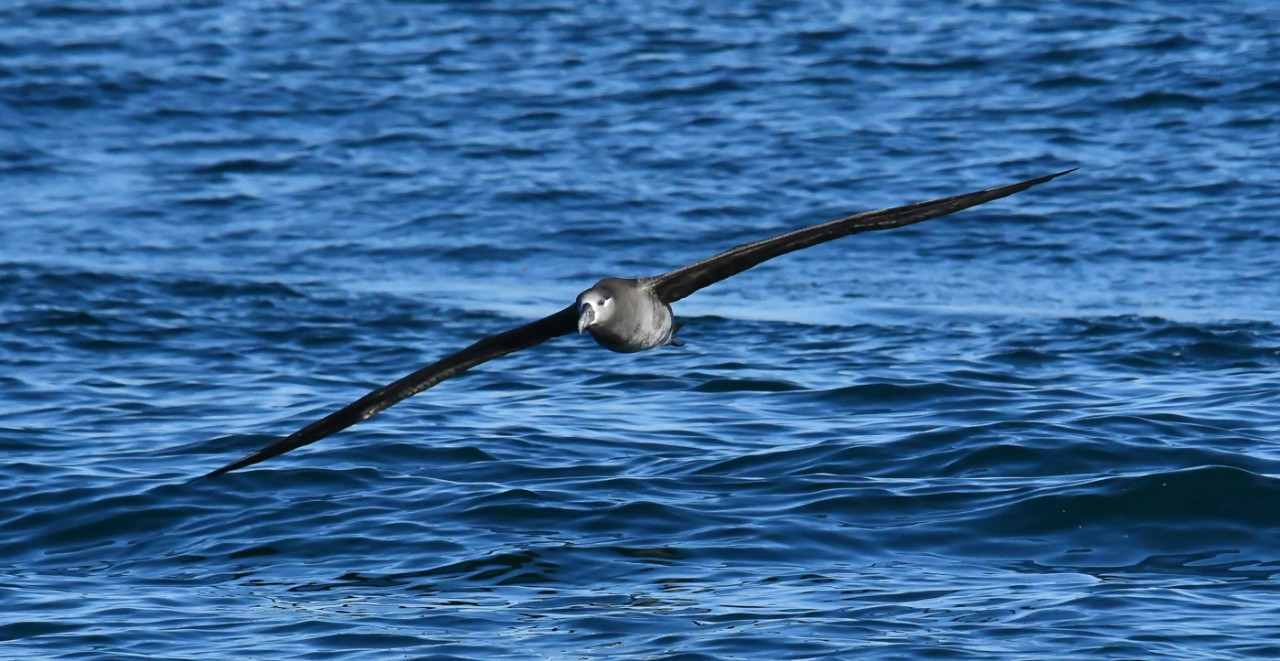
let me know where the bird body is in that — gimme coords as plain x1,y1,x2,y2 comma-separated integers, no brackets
578,278,678,353
193,168,1075,480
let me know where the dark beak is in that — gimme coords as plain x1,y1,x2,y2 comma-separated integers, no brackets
577,304,595,335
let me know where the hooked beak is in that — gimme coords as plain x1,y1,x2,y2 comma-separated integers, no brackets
578,303,596,335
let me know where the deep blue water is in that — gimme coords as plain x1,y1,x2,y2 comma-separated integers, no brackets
3,0,1280,658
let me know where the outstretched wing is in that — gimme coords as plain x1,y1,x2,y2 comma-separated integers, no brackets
194,304,579,480
645,169,1075,304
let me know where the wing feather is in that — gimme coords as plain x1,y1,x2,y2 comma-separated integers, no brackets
645,169,1075,304
194,304,579,479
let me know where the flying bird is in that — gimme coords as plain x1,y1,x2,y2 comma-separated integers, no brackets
195,169,1074,480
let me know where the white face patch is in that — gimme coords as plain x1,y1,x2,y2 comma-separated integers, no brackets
578,288,615,333
590,294,613,325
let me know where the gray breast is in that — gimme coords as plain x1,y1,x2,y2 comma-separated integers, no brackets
586,278,675,354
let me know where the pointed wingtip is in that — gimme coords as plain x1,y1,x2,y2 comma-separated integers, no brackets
1022,167,1077,186
186,466,226,484
991,166,1077,198
1045,167,1078,181
186,450,266,484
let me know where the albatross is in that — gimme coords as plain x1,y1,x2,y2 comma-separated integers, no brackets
195,168,1074,480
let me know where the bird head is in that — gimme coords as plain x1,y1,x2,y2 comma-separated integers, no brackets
576,287,615,335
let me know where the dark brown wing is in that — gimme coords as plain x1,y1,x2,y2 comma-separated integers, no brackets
644,169,1075,304
193,304,579,480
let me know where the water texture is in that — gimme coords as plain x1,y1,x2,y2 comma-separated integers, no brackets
3,0,1279,658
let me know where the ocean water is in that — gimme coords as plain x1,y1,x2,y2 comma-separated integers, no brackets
3,0,1280,658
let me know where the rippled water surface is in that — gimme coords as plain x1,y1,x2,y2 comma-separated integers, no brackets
4,1,1280,658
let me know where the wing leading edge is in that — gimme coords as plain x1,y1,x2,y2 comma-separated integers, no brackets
644,169,1075,304
194,304,578,480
